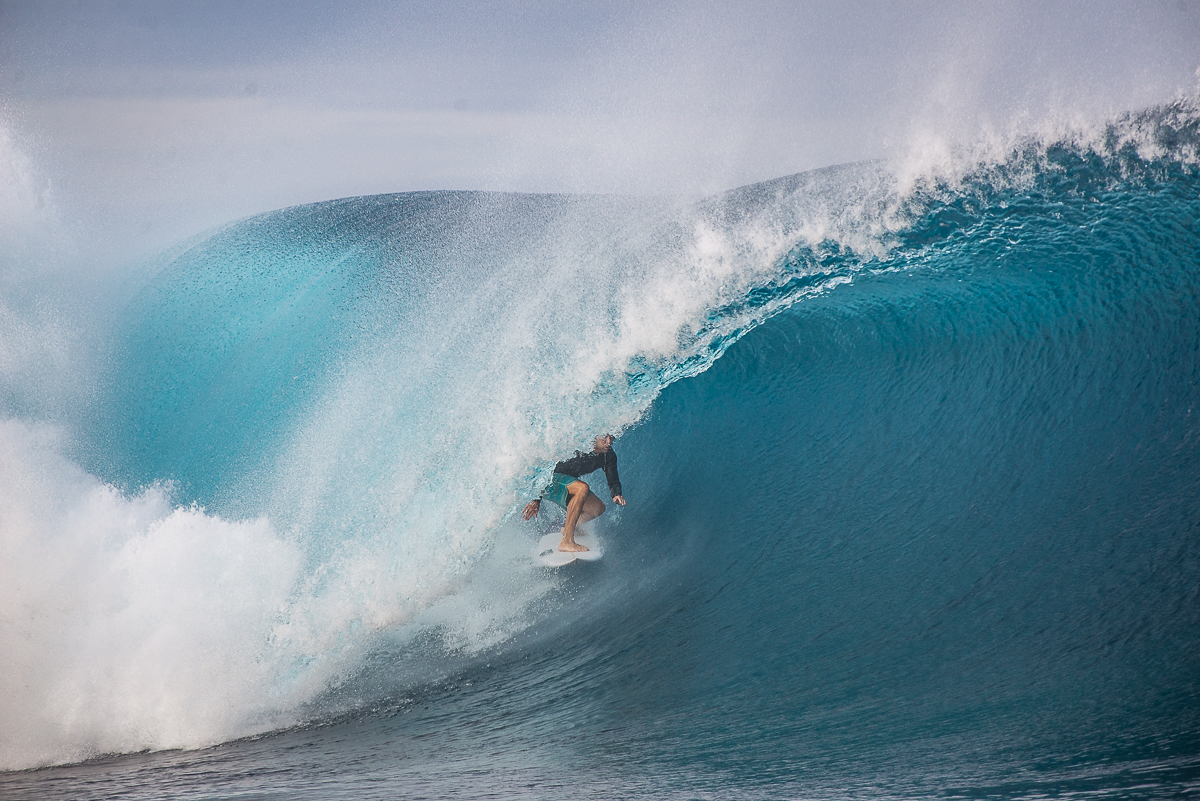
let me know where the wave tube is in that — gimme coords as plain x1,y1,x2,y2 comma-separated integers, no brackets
3,162,884,767
1,101,1198,792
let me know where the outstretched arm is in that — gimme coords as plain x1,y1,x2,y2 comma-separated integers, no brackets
522,499,541,520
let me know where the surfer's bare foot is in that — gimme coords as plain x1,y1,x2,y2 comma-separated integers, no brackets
558,537,589,552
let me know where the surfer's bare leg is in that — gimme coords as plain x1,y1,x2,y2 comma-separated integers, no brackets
560,481,605,552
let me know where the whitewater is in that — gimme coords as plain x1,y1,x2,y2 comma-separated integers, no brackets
1,101,1198,799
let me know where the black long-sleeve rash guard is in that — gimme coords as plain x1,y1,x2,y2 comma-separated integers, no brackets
553,448,622,499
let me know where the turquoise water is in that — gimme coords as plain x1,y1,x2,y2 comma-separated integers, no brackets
1,102,1198,798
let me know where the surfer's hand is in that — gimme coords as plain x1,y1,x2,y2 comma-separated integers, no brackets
522,499,541,520
613,495,626,506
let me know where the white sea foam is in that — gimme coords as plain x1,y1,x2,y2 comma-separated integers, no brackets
890,95,1200,200
0,421,298,768
0,417,565,770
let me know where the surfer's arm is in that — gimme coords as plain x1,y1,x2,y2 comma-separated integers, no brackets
602,451,623,500
522,499,541,520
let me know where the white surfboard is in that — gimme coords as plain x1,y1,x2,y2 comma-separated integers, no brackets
536,530,604,566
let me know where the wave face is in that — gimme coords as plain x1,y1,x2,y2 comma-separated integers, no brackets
2,103,1199,796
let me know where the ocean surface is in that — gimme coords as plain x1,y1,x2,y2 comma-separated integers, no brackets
2,102,1199,799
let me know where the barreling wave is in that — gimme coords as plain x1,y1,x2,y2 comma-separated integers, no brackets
1,100,1198,795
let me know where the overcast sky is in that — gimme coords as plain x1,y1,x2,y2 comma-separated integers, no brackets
2,0,1199,252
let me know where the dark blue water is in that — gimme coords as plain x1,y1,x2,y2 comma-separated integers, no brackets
2,102,1199,799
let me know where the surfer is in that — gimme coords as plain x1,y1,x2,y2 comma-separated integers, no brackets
522,434,626,552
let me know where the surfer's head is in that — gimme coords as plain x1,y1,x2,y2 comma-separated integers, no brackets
594,434,614,452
